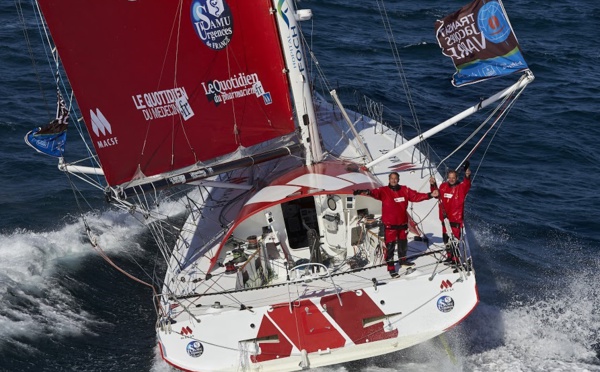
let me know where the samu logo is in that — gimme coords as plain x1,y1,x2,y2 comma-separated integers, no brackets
191,0,234,50
437,295,455,313
186,341,204,358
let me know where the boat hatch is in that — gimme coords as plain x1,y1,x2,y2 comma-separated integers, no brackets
282,197,320,249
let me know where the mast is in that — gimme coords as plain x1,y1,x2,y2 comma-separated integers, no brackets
272,0,323,165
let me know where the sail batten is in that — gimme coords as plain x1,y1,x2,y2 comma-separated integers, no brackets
37,0,296,186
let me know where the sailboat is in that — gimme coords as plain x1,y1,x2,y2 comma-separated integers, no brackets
22,0,533,370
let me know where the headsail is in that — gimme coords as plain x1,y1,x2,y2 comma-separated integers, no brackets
37,0,295,186
435,0,528,87
24,90,69,157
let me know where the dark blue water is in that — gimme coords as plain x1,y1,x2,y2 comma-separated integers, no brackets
1,1,599,371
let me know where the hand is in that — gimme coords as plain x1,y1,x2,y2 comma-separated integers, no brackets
431,189,439,198
429,176,436,185
465,169,471,178
353,189,369,196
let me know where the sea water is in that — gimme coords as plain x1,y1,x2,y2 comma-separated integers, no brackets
1,0,599,371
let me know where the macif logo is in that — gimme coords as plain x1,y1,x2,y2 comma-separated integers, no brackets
90,109,112,137
191,0,233,50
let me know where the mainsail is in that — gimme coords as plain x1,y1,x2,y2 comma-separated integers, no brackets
36,0,296,186
435,0,528,86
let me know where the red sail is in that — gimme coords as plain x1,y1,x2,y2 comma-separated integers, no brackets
37,0,295,186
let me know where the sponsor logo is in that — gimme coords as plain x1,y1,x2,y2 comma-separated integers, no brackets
202,73,272,106
440,280,454,291
180,326,193,335
190,0,233,50
186,340,204,357
277,0,304,74
132,87,194,122
393,197,406,203
90,109,112,136
90,109,119,149
477,1,510,44
276,0,290,28
437,295,455,313
443,192,453,199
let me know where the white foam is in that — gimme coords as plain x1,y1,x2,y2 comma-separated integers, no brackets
0,201,185,350
151,344,176,372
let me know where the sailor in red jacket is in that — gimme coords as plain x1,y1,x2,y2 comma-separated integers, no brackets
430,166,471,262
355,172,438,277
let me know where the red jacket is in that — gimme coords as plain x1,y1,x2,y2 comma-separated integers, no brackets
432,178,471,223
370,185,431,226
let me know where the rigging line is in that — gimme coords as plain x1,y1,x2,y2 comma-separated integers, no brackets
138,0,186,164
453,73,531,169
454,93,518,182
17,0,51,117
148,224,178,281
224,46,241,146
89,235,160,303
33,0,99,168
126,201,177,265
65,173,99,212
459,101,512,168
198,276,249,307
37,1,99,168
64,171,160,299
463,84,527,168
170,0,200,164
172,0,182,165
106,194,181,275
375,0,422,133
470,89,526,184
436,91,514,170
66,96,102,172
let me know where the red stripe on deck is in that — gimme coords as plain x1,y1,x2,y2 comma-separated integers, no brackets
251,314,294,363
320,291,398,344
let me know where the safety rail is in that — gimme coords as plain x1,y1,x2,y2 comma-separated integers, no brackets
285,263,342,313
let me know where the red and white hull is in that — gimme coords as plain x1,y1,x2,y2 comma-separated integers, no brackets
158,263,477,371
156,98,479,371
